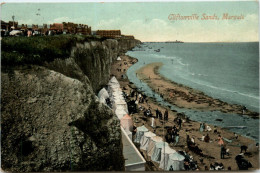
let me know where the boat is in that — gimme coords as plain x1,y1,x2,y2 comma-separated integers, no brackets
154,49,160,52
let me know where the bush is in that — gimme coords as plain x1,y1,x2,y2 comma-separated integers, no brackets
1,35,105,66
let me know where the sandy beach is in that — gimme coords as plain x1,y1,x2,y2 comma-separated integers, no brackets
110,55,259,171
136,62,259,119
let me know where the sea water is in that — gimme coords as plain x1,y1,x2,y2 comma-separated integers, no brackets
126,42,259,141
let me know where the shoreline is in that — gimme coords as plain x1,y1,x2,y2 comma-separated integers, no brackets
136,62,259,119
110,55,259,171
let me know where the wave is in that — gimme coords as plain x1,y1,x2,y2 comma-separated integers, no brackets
152,54,189,66
179,75,259,100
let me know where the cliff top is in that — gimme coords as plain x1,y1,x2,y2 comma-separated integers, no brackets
1,35,108,67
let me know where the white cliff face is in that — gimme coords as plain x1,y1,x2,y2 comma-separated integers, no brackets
1,38,140,172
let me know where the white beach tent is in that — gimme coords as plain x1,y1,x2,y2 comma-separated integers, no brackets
147,136,163,157
167,152,185,171
140,131,156,150
98,88,109,99
108,85,120,95
117,56,122,61
151,142,169,163
114,104,128,113
115,107,127,120
121,114,133,132
99,97,106,105
108,76,120,85
134,125,149,143
113,101,128,112
159,146,176,170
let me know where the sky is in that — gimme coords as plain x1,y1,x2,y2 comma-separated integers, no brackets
1,1,259,42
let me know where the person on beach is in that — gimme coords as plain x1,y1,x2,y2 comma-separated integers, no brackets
206,125,212,132
169,165,174,171
221,144,226,159
191,137,195,144
201,134,205,141
186,135,191,146
199,123,205,132
218,135,224,146
151,117,156,129
178,118,182,129
234,132,238,140
204,134,210,143
213,126,218,133
173,125,177,133
133,123,137,137
159,110,163,120
156,108,159,118
164,109,168,121
174,134,179,146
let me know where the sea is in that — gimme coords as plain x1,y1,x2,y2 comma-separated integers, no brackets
126,42,259,141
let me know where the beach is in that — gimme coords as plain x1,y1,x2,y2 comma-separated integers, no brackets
110,55,259,171
136,62,259,119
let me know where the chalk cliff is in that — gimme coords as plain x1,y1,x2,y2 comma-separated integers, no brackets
1,37,140,171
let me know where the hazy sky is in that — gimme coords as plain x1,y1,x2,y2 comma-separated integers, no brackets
1,1,258,42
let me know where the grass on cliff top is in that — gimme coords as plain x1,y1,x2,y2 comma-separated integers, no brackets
1,35,107,66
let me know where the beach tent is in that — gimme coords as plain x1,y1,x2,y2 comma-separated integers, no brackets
99,97,106,105
115,107,127,119
147,136,163,157
98,88,109,99
151,142,169,163
121,114,133,132
108,76,120,85
117,57,122,61
159,146,176,170
166,152,185,171
108,85,120,94
113,101,128,112
114,104,128,112
134,125,149,143
140,131,156,150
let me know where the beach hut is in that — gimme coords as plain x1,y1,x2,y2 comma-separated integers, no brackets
140,131,156,150
121,114,133,132
115,107,127,120
108,76,120,85
151,142,168,163
99,96,106,105
134,125,149,143
117,56,122,61
159,146,176,170
98,88,109,99
113,101,128,112
167,152,185,171
147,136,163,157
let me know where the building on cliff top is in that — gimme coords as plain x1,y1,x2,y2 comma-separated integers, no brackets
121,35,135,39
96,30,121,38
